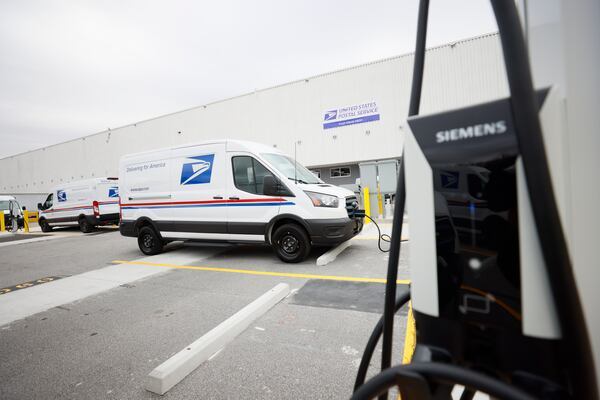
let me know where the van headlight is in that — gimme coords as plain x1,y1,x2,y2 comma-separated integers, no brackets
305,191,339,208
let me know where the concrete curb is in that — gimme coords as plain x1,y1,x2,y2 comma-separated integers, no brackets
145,283,291,395
316,240,352,266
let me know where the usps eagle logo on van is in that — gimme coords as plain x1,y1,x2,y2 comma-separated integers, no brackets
180,154,215,185
108,187,119,198
57,190,67,202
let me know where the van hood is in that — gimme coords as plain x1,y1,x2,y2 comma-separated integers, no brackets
294,183,355,198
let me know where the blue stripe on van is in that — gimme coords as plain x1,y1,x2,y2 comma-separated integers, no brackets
121,202,295,210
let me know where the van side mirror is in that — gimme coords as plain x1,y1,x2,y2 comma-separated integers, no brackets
263,175,293,197
37,203,43,210
22,206,26,211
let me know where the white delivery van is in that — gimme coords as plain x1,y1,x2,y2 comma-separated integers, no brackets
37,177,120,233
119,139,363,262
0,195,25,232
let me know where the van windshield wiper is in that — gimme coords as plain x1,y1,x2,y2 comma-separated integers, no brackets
287,177,318,185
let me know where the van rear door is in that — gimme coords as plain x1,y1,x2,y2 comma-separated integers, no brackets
163,143,228,240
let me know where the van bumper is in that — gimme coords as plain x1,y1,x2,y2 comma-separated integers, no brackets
85,213,120,226
306,217,363,246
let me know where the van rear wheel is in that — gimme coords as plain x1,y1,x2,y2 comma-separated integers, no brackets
79,217,94,233
272,223,311,263
138,226,164,255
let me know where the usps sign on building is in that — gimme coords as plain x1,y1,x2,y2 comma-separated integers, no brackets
323,101,380,129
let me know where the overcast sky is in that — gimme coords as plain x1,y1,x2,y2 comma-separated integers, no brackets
0,0,497,158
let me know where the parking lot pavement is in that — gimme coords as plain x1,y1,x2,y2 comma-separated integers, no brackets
0,229,411,399
0,228,140,287
167,301,407,400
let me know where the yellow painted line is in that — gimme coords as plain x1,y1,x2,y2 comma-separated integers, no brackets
112,260,411,285
402,301,417,364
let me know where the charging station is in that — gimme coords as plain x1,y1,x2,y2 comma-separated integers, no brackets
351,1,599,399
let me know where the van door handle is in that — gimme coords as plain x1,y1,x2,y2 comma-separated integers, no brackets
228,197,240,200
213,196,223,200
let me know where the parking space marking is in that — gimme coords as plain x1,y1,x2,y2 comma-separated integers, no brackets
0,276,64,295
0,234,69,248
112,260,411,284
0,249,217,327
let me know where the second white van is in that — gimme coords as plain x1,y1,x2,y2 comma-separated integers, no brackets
37,177,120,232
119,140,363,262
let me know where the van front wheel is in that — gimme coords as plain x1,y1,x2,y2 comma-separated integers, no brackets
39,219,53,233
272,223,311,263
138,226,164,255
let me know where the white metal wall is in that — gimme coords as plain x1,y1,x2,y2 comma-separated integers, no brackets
0,33,507,194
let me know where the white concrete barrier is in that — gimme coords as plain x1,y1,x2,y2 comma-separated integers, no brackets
316,240,352,266
145,283,291,395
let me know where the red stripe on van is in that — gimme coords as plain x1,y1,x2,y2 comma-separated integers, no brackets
43,205,93,213
120,197,288,208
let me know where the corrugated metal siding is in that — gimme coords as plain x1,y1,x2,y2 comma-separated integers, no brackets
0,33,507,194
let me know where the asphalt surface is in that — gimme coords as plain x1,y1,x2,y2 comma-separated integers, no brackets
0,224,410,399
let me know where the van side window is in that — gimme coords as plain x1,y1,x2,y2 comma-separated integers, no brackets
232,156,275,195
43,193,53,209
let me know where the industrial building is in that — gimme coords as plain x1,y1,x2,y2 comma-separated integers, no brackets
0,33,507,208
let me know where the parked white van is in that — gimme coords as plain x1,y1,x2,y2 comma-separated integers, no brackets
37,178,120,233
119,140,363,262
0,195,25,232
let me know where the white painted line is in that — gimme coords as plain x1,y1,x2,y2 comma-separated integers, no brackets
0,249,216,327
316,240,352,266
0,234,71,248
145,283,290,395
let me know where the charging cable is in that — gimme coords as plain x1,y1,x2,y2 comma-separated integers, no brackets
364,215,391,253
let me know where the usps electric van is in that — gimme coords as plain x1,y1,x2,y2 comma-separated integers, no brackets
37,177,120,233
119,139,363,262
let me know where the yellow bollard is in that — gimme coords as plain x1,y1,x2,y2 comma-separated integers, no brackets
23,210,29,233
377,185,383,217
0,213,5,232
362,186,371,224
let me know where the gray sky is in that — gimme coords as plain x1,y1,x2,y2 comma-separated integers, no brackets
0,0,497,158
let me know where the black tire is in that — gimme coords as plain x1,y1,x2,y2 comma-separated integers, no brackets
39,218,53,232
78,217,94,233
137,226,164,255
272,223,311,263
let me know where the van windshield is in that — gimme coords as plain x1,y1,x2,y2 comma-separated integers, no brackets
0,201,9,210
261,153,321,184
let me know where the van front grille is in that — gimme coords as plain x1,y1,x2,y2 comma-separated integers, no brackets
345,196,358,217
